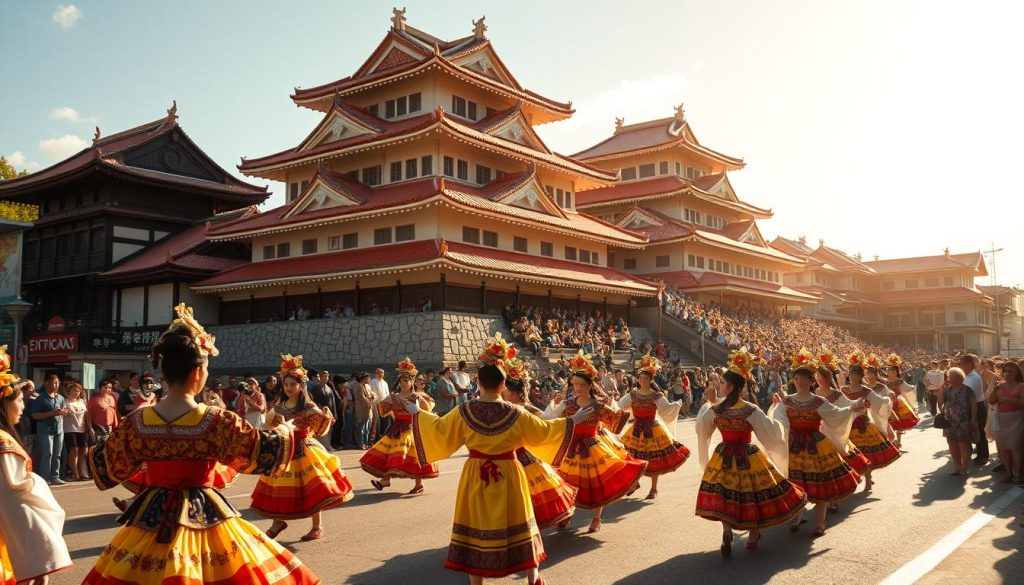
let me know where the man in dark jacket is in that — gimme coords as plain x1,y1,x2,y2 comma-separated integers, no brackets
307,368,339,450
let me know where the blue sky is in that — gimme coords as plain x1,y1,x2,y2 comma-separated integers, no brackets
3,1,1022,285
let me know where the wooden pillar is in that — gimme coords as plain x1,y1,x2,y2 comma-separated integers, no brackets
439,274,447,311
142,285,149,327
576,294,581,314
172,281,181,310
480,281,487,314
396,280,402,313
115,288,122,328
316,287,322,319
515,286,521,307
603,297,608,315
248,294,254,324
282,289,288,319
355,282,361,316
547,288,553,310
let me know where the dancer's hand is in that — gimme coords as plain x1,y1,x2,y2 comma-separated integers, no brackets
321,406,334,420
570,406,594,424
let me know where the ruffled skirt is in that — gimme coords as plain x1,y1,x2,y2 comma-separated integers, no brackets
696,442,808,529
889,396,920,431
620,418,690,476
359,424,439,480
252,440,353,519
849,417,901,469
843,443,872,475
1,538,14,585
787,430,861,503
557,432,647,509
517,449,576,529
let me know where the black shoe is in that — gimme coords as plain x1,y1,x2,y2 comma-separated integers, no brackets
972,458,988,466
992,463,1005,473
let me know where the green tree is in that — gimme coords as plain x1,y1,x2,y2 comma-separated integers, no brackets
0,156,29,181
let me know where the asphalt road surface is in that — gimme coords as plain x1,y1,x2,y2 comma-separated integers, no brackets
50,414,1017,584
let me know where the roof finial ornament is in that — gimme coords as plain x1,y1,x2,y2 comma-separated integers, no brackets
391,6,407,31
818,238,824,247
439,238,449,256
166,100,178,123
674,103,685,124
798,235,807,245
93,126,101,143
614,117,624,132
873,254,880,261
472,16,487,39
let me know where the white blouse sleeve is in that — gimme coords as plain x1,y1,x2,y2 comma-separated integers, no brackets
901,382,919,414
695,405,717,469
867,388,894,438
766,402,791,476
0,453,72,580
616,393,633,413
816,400,853,456
749,406,790,476
540,400,567,420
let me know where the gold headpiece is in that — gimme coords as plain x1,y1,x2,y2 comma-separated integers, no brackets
396,357,418,379
0,346,15,399
886,353,903,369
865,353,882,371
170,303,218,357
817,348,838,372
279,353,308,381
566,350,598,380
846,349,867,369
505,357,529,385
790,347,817,372
727,347,755,381
479,332,517,374
633,352,662,377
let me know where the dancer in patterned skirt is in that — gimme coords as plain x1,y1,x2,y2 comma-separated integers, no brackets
696,347,807,555
252,354,354,542
770,348,863,537
617,353,689,500
361,358,439,494
503,357,577,531
883,354,920,448
842,351,900,490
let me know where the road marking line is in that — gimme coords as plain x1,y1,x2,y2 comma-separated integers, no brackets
878,485,1023,585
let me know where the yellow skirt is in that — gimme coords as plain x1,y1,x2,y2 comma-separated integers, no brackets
252,440,354,520
82,519,320,584
1,537,14,585
620,419,690,476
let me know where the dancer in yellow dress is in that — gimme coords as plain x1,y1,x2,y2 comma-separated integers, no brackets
409,333,593,585
85,304,319,584
0,348,72,585
883,354,920,448
617,353,689,500
842,351,900,490
252,354,354,542
361,358,439,494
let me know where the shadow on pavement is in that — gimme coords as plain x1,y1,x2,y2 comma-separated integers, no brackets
344,546,457,584
70,545,108,561
64,513,121,535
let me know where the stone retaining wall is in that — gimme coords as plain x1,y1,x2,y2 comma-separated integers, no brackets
209,311,508,374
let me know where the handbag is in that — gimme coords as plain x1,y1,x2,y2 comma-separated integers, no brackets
934,412,949,429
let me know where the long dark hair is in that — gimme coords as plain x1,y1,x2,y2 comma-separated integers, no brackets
0,387,25,447
505,378,527,402
278,373,312,410
571,372,601,399
714,370,747,414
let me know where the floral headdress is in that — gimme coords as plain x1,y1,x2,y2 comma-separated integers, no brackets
790,347,817,373
633,352,662,377
279,353,308,382
727,347,755,381
886,353,903,370
396,357,418,379
817,348,839,372
864,353,882,371
566,350,598,380
505,357,530,386
846,349,867,369
0,346,15,399
169,303,218,358
479,332,517,375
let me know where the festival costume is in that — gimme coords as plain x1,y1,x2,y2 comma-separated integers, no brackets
842,385,900,469
360,392,440,480
886,380,920,431
618,390,689,476
822,389,872,475
0,429,73,584
123,462,239,495
518,404,577,529
413,400,574,577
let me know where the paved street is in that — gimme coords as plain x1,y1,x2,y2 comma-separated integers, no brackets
50,415,1021,584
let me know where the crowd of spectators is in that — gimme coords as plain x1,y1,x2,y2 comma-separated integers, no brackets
503,305,633,361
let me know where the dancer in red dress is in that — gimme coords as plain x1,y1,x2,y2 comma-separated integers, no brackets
842,351,900,491
883,354,920,448
360,358,438,494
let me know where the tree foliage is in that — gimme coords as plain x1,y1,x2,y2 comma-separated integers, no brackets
0,156,29,181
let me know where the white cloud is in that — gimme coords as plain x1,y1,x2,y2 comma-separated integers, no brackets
52,5,82,29
535,73,694,155
38,134,89,161
49,106,79,122
6,151,42,172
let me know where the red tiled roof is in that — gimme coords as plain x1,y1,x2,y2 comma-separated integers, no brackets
770,236,815,258
810,245,875,274
864,252,987,276
572,118,743,167
859,287,990,303
720,220,755,241
191,238,657,296
638,270,699,289
575,174,771,217
616,207,694,242
636,270,818,301
0,116,267,200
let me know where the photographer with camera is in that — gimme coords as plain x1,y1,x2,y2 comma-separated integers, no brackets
236,376,267,429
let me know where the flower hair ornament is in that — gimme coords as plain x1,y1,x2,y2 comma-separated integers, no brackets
566,350,598,380
0,346,15,398
846,349,867,369
505,357,529,386
169,303,219,358
634,352,662,377
864,353,882,371
790,347,817,373
479,332,518,375
886,353,903,369
817,348,839,372
279,353,308,382
727,347,755,381
396,357,419,379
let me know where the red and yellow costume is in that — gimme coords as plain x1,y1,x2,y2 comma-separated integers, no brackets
822,389,872,475
695,348,807,528
519,403,577,529
617,353,689,476
86,405,317,584
360,392,440,480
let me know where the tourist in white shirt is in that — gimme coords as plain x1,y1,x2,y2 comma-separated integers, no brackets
451,361,472,406
924,360,945,416
369,368,391,440
958,353,988,464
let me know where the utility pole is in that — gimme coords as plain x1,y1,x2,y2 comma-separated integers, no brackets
982,243,1003,354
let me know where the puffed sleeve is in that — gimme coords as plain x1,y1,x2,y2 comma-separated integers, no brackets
617,392,634,413
211,408,295,475
867,388,894,437
412,408,466,465
541,399,567,420
767,402,791,475
89,411,143,490
654,393,682,435
517,411,574,467
598,403,630,433
377,398,394,418
695,404,717,468
748,406,790,475
816,400,854,456
295,405,332,437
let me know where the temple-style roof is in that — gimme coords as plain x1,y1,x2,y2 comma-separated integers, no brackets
99,207,258,282
770,236,816,258
289,16,573,124
572,112,744,171
644,270,819,303
0,109,268,203
191,238,658,296
865,251,987,277
810,244,875,274
238,108,614,185
208,174,646,248
859,286,991,304
574,174,771,218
